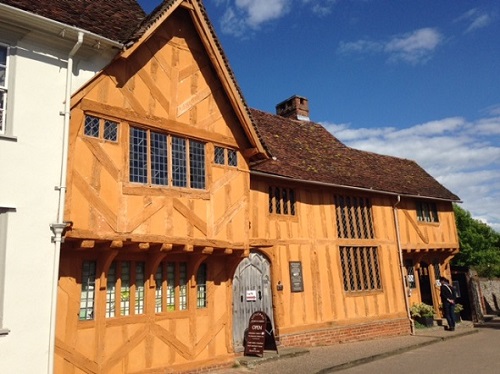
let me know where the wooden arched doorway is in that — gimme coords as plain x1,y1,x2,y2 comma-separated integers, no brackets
232,252,274,350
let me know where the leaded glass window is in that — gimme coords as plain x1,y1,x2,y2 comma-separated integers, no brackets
130,128,148,183
214,146,225,164
339,246,382,293
104,260,145,318
190,140,205,189
227,149,237,166
84,115,118,141
172,136,187,187
197,263,207,308
151,132,168,185
79,261,96,320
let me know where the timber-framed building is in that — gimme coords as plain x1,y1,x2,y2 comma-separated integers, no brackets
0,0,461,373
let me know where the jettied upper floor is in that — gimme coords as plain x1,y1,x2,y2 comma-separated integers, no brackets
65,0,268,253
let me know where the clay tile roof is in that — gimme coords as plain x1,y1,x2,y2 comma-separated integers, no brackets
0,0,146,42
250,108,460,201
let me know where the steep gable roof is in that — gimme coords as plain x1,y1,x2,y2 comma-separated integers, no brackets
121,0,267,158
250,108,460,201
0,0,145,42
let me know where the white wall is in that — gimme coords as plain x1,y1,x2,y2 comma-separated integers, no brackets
0,26,116,373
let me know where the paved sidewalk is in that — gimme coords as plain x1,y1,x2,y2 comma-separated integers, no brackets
211,320,479,374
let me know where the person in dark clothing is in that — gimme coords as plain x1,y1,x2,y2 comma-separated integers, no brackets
439,276,456,331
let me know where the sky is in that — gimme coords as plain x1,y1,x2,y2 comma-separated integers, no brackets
139,0,500,232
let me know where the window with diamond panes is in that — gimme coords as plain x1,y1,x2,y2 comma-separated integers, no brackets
339,246,382,293
0,45,9,135
129,127,205,189
197,263,207,308
214,146,225,164
104,120,118,141
84,115,118,141
79,261,96,320
104,260,145,318
335,195,374,239
416,201,439,223
269,186,296,216
213,146,237,167
228,149,237,166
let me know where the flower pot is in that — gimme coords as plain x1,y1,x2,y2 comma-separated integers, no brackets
415,316,434,327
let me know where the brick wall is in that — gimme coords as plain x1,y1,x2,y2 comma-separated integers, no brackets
279,318,411,347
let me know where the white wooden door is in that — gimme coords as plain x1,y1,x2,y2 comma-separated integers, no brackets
232,252,274,349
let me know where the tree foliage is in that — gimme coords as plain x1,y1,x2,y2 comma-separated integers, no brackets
452,204,500,277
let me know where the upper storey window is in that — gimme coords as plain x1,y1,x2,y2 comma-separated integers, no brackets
268,186,296,216
335,195,374,239
0,45,9,135
84,115,118,142
214,146,237,167
416,201,439,223
129,127,206,190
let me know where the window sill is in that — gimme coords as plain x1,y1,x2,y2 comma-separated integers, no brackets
417,221,440,226
0,134,17,142
0,327,10,336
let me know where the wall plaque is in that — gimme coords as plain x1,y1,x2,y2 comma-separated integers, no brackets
289,261,304,292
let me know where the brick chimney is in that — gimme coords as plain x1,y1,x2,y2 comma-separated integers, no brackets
276,95,310,121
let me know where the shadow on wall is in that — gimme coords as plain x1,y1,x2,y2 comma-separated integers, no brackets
480,278,500,315
484,294,500,315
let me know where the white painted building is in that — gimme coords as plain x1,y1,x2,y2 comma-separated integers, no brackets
0,3,129,372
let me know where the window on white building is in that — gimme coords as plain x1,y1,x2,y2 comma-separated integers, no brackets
0,208,12,335
0,44,10,135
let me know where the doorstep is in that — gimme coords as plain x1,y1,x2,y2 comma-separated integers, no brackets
236,347,309,368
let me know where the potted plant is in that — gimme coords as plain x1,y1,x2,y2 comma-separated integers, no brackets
454,303,463,322
410,302,435,327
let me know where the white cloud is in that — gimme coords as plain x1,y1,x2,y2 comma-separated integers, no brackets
338,28,443,65
302,0,338,16
481,103,500,117
456,8,495,34
235,0,289,27
322,116,500,232
385,28,443,64
214,0,336,36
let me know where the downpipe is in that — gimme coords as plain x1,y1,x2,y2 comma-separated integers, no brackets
48,31,83,374
393,195,415,335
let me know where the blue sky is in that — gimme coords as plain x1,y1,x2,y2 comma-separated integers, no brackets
139,1,500,232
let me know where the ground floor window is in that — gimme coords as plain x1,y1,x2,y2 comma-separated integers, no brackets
155,261,188,312
339,246,382,293
197,263,207,308
78,257,209,320
404,260,417,289
104,261,145,317
79,261,96,320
